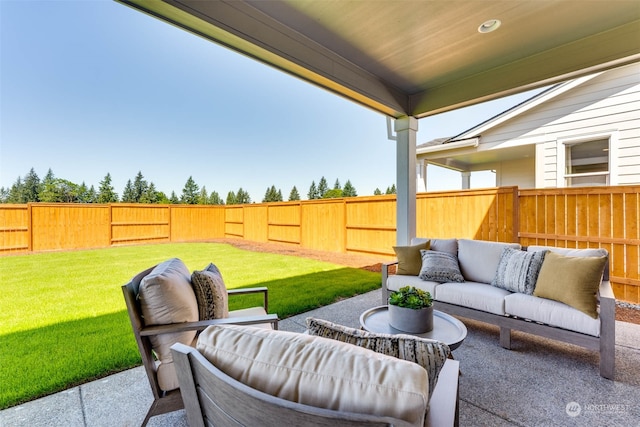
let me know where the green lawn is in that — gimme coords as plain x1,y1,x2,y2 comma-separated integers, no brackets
0,243,380,409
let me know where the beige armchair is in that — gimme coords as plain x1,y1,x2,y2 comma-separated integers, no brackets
121,259,278,426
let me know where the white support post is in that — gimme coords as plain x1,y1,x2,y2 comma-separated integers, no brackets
395,116,418,246
461,171,471,189
417,160,427,192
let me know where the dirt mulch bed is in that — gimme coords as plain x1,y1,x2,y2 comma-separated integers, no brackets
214,238,640,325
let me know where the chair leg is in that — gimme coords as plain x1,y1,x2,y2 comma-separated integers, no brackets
141,391,184,426
500,327,511,349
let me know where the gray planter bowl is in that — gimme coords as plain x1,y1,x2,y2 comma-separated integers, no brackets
388,304,434,333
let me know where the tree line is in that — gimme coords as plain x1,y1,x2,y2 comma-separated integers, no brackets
0,168,397,205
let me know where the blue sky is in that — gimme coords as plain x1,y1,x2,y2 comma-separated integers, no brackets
1,0,544,201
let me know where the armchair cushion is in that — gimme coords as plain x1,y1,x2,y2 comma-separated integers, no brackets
306,317,450,396
197,325,430,426
137,258,198,391
191,263,229,320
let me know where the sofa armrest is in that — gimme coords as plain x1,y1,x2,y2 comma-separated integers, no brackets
598,280,616,379
598,280,615,300
381,261,398,304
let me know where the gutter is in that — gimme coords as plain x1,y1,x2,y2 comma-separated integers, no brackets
416,137,479,154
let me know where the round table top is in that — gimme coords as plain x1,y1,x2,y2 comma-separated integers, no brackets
359,305,467,350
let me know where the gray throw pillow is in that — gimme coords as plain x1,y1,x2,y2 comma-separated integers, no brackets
492,248,547,294
306,317,451,397
419,250,464,283
191,263,229,320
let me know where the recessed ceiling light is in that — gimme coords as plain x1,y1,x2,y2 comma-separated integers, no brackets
478,19,501,33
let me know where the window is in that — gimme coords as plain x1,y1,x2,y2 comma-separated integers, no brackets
562,137,610,187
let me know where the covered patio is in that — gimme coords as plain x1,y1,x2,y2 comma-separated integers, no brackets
3,288,639,426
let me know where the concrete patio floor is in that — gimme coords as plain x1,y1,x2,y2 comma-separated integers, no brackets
2,288,639,427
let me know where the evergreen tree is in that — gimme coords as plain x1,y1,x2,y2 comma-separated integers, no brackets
343,180,357,197
333,179,341,190
97,173,118,203
288,186,300,201
0,187,9,203
208,191,223,205
198,186,209,205
133,171,148,202
8,177,25,203
121,180,136,202
39,169,58,202
374,188,382,195
385,184,397,194
23,168,41,202
262,185,282,202
235,188,251,204
77,182,90,203
318,176,328,198
86,185,97,203
226,191,237,205
141,182,159,204
169,191,180,204
181,176,200,204
307,181,318,200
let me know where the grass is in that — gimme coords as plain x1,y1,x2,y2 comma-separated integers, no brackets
0,242,381,409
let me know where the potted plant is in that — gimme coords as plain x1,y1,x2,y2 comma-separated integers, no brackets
388,286,434,333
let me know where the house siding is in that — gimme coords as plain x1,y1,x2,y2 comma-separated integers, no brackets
478,62,640,188
496,158,535,188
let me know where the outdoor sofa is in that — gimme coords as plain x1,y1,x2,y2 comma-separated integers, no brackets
382,238,615,379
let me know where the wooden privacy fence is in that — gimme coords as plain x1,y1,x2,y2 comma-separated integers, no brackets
1,186,638,303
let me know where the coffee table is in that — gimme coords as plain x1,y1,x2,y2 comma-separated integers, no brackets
359,305,467,350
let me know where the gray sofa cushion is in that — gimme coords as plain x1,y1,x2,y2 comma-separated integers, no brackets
458,239,521,284
411,237,458,255
436,282,511,315
504,293,600,336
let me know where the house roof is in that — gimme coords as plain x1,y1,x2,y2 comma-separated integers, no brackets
448,73,603,142
116,0,640,119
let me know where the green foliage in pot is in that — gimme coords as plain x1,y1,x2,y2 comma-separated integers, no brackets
388,286,433,309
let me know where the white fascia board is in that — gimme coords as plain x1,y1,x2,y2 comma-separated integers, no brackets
453,73,603,140
416,138,479,155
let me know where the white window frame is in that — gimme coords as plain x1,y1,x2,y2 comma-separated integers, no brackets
556,131,618,187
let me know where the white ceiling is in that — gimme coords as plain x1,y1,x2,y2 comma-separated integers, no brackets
117,0,640,119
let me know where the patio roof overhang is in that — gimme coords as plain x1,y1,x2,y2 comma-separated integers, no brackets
117,0,639,119
115,0,640,244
